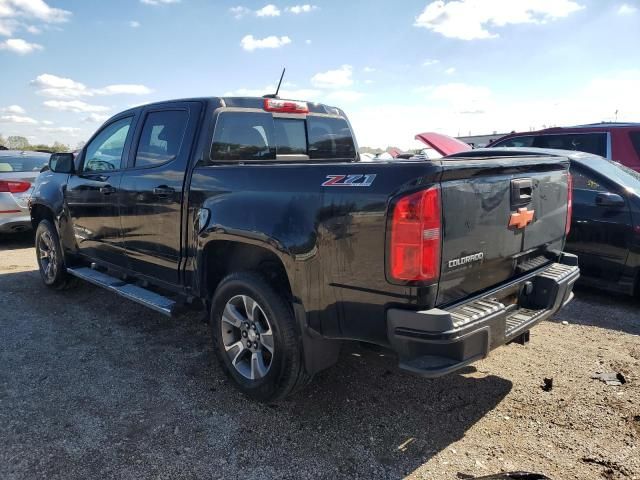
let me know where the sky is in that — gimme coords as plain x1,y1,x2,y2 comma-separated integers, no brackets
0,0,639,150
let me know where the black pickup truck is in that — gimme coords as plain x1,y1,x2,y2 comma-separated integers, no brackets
30,96,579,401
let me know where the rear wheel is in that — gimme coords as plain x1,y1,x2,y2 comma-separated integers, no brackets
35,220,76,290
210,272,310,402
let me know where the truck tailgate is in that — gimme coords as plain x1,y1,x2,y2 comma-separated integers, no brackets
437,155,570,305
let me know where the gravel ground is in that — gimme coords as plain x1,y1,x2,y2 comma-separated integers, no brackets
1,233,638,480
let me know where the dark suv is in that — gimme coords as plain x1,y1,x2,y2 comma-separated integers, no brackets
490,123,640,172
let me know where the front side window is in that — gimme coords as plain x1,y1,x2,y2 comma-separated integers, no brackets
135,110,189,167
84,117,133,172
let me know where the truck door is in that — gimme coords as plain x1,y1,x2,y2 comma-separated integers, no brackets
65,115,135,267
119,101,202,285
565,166,632,283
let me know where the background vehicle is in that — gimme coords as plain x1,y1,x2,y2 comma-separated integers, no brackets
30,96,577,401
0,150,50,234
490,123,640,172
455,148,640,297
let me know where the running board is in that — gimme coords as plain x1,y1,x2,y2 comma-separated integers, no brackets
66,267,176,317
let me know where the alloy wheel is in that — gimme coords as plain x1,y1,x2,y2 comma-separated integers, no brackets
38,231,57,282
220,294,274,380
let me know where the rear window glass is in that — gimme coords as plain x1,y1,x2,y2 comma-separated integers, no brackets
629,131,640,160
210,112,356,162
0,154,49,172
308,116,356,160
532,133,607,157
493,136,534,148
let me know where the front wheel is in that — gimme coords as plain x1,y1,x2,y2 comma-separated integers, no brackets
35,220,76,290
210,272,310,402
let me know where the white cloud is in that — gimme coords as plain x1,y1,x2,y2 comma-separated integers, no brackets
224,85,321,100
363,66,375,73
617,3,637,14
287,5,318,14
444,67,456,74
348,70,640,149
93,84,152,95
25,25,40,34
256,4,280,16
38,126,80,134
140,0,180,5
44,100,110,113
230,6,251,18
31,74,152,98
422,59,440,66
325,90,365,102
305,39,311,44
0,114,38,124
240,34,291,51
0,0,70,37
128,20,141,28
83,113,110,123
311,65,353,89
0,37,42,53
2,104,25,114
414,0,584,40
41,120,53,125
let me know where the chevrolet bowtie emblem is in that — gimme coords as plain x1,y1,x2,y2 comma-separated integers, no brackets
509,207,535,229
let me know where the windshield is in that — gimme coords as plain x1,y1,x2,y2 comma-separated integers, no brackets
0,154,49,172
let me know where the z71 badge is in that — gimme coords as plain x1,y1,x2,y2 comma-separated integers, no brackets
322,174,377,187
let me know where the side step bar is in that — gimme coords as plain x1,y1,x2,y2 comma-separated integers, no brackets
66,267,176,317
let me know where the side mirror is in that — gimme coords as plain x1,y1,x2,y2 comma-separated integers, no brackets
595,192,625,208
49,153,75,174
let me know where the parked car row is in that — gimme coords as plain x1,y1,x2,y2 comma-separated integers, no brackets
0,150,50,234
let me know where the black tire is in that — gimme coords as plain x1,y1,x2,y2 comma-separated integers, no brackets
210,272,310,402
35,220,76,290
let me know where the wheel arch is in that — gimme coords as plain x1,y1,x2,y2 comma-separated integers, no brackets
199,239,294,303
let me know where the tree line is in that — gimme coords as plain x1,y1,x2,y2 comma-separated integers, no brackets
0,133,80,153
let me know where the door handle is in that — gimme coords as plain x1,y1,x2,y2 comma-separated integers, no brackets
511,178,532,206
99,185,116,195
153,186,175,197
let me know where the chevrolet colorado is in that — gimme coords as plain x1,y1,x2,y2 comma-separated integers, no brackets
30,96,579,401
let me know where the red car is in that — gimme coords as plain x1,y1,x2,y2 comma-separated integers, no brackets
489,123,640,172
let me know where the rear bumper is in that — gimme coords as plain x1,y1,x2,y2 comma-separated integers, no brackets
387,255,579,378
0,192,31,233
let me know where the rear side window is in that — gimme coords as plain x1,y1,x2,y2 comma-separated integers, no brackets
135,110,189,167
210,112,356,162
0,154,48,172
211,112,276,161
532,133,607,157
629,131,640,159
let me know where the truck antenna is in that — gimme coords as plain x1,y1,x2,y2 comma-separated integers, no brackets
263,68,286,99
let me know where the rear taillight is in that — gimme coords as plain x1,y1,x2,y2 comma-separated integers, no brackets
0,180,31,194
389,186,441,282
565,173,573,235
263,98,309,114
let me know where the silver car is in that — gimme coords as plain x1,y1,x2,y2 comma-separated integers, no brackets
0,150,51,234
